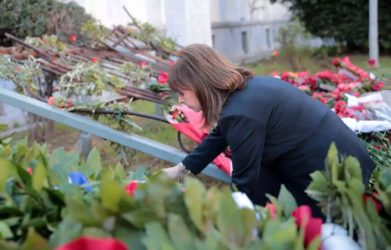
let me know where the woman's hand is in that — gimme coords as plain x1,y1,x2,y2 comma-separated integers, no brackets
162,163,190,181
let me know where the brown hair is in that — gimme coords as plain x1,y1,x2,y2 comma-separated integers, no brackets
168,44,253,127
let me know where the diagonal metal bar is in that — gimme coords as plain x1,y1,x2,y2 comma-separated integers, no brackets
0,86,230,183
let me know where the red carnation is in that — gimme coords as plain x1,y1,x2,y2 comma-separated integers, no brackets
125,181,139,196
372,81,384,91
68,34,77,43
91,57,99,63
157,71,169,84
368,58,376,66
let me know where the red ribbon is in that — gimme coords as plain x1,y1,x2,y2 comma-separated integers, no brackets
56,237,128,250
292,205,322,248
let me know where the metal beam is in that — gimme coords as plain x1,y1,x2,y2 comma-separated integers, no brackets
0,87,231,183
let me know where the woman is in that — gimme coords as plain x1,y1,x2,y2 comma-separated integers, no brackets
163,44,375,217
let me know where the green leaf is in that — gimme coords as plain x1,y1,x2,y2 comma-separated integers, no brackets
277,185,297,217
48,216,83,249
86,148,102,178
131,165,149,181
32,161,46,191
326,143,339,184
167,213,195,250
343,156,362,182
183,178,206,232
114,226,146,250
306,171,329,202
0,157,12,192
143,222,174,250
101,174,124,212
262,219,298,249
22,228,49,250
217,189,256,248
0,222,13,239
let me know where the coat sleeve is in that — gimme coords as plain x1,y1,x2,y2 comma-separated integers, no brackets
222,115,266,195
182,124,228,175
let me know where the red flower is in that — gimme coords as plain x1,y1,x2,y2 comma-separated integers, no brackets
331,57,341,67
91,57,99,63
56,236,127,250
265,202,276,219
138,61,148,68
66,99,73,108
292,205,322,247
362,193,382,212
68,34,77,43
157,71,169,84
273,50,279,58
48,96,55,106
27,167,33,175
334,100,347,113
125,181,138,196
368,58,376,66
372,81,384,91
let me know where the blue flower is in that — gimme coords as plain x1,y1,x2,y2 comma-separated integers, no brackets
68,172,92,192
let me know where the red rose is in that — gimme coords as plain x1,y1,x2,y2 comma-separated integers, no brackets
368,58,376,66
292,205,322,247
68,34,77,43
56,236,127,250
125,181,139,196
372,81,384,91
334,100,347,113
157,71,169,84
91,57,99,63
331,57,341,67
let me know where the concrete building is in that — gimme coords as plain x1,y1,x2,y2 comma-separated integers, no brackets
67,0,291,63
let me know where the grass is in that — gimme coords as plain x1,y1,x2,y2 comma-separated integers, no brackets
249,54,391,77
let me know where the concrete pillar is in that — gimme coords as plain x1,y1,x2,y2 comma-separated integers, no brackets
164,0,212,46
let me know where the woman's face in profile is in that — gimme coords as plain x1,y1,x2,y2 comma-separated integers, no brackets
177,89,201,112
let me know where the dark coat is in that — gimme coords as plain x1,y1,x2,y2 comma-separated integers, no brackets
182,76,375,217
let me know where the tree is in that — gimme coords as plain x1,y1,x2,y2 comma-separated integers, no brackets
270,0,391,53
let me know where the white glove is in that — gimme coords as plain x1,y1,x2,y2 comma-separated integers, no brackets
162,162,190,181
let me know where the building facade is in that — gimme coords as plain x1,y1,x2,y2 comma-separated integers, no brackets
67,0,291,63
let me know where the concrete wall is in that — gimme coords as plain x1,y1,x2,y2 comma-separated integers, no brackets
210,0,291,63
66,0,212,46
212,20,287,64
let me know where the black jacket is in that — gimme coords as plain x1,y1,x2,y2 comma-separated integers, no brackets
182,76,375,210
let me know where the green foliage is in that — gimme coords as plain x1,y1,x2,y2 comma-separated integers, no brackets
271,0,391,52
80,20,109,48
306,143,391,249
0,55,45,96
359,131,391,185
0,135,312,249
276,18,313,71
57,63,125,97
0,0,93,46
